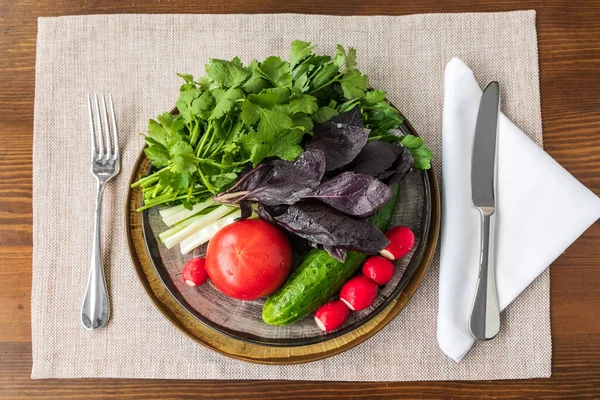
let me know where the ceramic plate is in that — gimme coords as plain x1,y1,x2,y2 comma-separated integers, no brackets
126,120,440,363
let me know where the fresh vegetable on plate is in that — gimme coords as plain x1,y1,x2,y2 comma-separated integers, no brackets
362,256,395,285
205,219,292,300
132,41,432,213
262,184,400,326
380,226,415,260
215,110,414,261
314,300,350,332
133,41,434,330
181,257,208,287
339,275,379,311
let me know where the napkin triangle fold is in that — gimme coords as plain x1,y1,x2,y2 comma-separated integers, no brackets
438,57,600,362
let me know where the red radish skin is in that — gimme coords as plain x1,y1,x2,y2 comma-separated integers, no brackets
362,256,395,285
314,300,350,332
380,226,415,260
339,275,379,311
181,257,208,287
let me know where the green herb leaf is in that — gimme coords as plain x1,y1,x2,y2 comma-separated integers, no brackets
268,129,304,160
177,73,195,83
144,146,170,168
242,60,271,94
169,172,192,191
205,58,250,88
247,88,290,108
339,70,368,99
333,45,346,69
274,94,318,115
176,89,203,123
209,172,238,188
290,40,313,68
345,47,357,71
241,100,261,125
293,72,309,92
364,89,386,106
258,56,292,88
292,113,314,133
309,63,339,91
210,87,244,120
364,101,404,131
257,108,293,138
401,134,433,169
311,106,339,123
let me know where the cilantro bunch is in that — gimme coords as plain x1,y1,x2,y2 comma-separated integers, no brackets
132,41,433,211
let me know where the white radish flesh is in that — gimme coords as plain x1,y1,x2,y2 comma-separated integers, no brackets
180,210,242,255
158,204,186,218
162,198,216,226
163,205,235,249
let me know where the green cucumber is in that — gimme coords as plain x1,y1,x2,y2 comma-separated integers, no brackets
262,184,400,326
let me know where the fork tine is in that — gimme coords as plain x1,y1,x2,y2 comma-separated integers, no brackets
108,94,119,161
101,94,112,160
87,94,97,157
94,93,104,159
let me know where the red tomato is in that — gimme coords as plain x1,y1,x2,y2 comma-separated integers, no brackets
205,219,292,300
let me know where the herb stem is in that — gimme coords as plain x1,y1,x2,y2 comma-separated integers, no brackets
197,166,216,194
201,126,217,158
196,123,212,157
137,190,210,212
307,73,343,95
131,169,162,188
151,183,161,198
214,190,249,202
189,121,200,145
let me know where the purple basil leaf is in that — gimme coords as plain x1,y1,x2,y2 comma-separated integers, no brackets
378,146,414,183
307,171,393,217
274,202,389,253
304,121,371,171
256,203,288,225
331,106,364,128
344,141,401,177
229,163,273,192
237,200,253,220
248,149,326,205
322,245,348,263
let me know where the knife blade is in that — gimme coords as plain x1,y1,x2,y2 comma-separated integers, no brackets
469,81,501,341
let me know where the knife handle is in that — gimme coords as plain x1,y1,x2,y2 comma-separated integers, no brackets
469,208,500,340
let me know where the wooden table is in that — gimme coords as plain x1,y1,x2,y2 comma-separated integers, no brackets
1,0,599,398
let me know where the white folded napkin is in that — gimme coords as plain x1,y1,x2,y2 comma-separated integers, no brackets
438,58,600,362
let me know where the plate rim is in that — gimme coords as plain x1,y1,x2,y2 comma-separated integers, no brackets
125,118,441,364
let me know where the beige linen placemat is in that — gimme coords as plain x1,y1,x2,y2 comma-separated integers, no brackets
32,11,550,380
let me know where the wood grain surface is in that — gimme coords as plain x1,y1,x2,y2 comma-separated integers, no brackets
1,0,599,398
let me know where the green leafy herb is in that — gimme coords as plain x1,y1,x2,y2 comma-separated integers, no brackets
132,41,433,211
401,134,434,169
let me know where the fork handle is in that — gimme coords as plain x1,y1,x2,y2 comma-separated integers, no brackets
81,180,110,330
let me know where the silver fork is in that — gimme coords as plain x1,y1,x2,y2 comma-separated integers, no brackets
81,93,120,330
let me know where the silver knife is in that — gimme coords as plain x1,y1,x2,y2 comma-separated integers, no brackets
469,81,501,341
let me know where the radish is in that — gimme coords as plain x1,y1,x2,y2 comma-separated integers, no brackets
339,275,378,311
362,256,395,285
380,226,415,260
314,300,349,332
181,257,208,287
